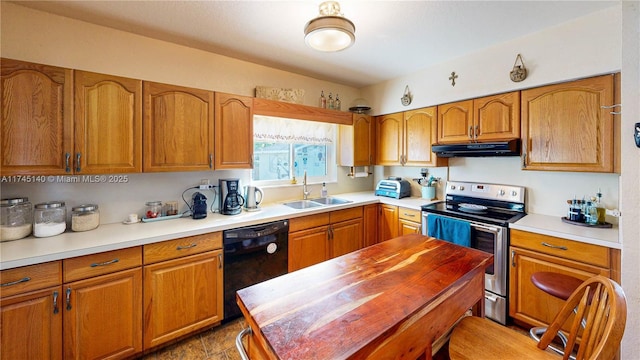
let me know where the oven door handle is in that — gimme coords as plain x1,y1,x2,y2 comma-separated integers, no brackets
469,222,500,233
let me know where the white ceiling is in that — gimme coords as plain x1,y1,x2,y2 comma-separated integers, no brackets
13,0,618,88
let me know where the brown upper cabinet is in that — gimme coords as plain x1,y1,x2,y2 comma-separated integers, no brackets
521,74,615,172
437,91,520,144
376,107,446,167
339,113,375,166
1,59,73,176
75,71,142,174
214,93,254,169
1,60,143,176
143,81,214,172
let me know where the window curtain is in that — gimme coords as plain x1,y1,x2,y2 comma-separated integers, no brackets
254,115,335,145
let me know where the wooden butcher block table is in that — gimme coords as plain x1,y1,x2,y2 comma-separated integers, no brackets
236,234,493,360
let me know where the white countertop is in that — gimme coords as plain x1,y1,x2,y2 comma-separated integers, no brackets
2,194,621,270
0,192,432,270
510,213,620,249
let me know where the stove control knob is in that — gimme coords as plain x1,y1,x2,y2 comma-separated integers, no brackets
511,191,518,197
459,186,465,191
498,189,506,196
450,185,456,190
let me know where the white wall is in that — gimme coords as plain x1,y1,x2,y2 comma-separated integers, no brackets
364,6,621,219
0,3,372,224
619,2,640,358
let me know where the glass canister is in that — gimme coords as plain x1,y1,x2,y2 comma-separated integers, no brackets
0,197,33,241
34,201,67,237
145,201,162,219
71,204,100,232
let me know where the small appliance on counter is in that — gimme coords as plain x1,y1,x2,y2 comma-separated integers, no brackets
219,178,244,215
191,192,208,219
243,185,263,212
375,177,411,199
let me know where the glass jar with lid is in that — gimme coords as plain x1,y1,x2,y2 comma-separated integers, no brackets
1,197,33,241
145,201,162,219
34,201,67,237
71,204,100,232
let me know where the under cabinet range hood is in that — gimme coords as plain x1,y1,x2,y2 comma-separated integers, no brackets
431,139,521,157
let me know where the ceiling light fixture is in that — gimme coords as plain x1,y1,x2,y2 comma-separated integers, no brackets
304,1,355,52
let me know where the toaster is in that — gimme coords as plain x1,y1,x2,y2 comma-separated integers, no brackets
375,177,412,199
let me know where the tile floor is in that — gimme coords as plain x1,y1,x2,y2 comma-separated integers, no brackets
141,318,247,360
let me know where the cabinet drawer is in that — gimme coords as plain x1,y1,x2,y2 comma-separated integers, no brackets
63,247,142,283
329,206,363,223
398,207,421,222
289,213,330,233
143,232,222,264
510,229,609,268
0,261,62,298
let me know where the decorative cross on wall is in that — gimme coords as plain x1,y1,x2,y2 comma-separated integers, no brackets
449,72,458,86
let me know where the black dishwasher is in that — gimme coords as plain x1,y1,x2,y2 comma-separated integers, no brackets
223,219,289,321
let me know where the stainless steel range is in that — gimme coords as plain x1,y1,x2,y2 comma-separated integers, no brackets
421,181,526,324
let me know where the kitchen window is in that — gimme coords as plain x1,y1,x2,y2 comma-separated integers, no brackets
252,115,336,185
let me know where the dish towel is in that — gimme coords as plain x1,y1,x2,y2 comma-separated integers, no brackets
427,214,471,247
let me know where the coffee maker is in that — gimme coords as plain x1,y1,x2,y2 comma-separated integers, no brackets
219,178,244,215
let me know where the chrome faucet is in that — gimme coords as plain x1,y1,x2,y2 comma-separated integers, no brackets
302,170,311,200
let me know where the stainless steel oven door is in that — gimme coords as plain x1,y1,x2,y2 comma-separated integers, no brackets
421,213,508,296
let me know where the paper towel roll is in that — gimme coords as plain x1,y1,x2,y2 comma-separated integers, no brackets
354,172,369,178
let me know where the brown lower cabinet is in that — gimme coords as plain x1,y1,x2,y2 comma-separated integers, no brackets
379,204,422,242
509,229,620,332
288,207,363,272
142,233,223,350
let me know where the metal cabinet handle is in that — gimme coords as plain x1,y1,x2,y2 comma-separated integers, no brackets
522,143,527,168
66,287,72,311
177,243,197,250
1,276,31,287
468,126,474,140
541,242,568,251
90,258,119,267
236,327,252,360
511,250,516,267
218,253,223,269
475,125,479,137
65,153,71,172
403,213,416,218
209,154,213,169
53,291,59,314
601,104,622,115
75,153,81,172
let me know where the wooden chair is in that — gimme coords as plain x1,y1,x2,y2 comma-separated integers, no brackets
448,275,627,360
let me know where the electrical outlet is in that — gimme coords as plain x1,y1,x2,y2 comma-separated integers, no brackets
200,179,210,186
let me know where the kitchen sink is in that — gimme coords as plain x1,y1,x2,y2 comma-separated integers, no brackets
282,200,324,209
309,197,352,205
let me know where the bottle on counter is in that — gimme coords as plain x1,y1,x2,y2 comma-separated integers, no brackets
595,189,606,224
71,204,100,232
335,94,341,110
320,91,326,108
0,197,33,241
328,92,334,110
321,182,328,197
34,201,66,237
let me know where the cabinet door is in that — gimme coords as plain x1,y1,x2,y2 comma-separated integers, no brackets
375,113,403,165
521,75,614,172
404,107,444,166
1,58,73,176
474,91,520,142
437,100,474,144
1,286,63,360
288,226,329,272
363,204,379,247
398,219,421,236
353,114,375,166
509,247,610,331
143,250,223,349
143,81,214,172
330,218,363,259
75,71,142,174
214,92,254,169
64,268,142,360
378,204,398,242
